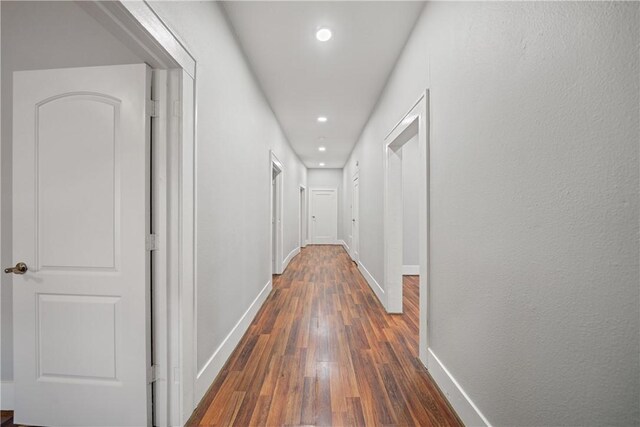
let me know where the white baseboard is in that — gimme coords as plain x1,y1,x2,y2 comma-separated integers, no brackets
427,349,491,427
403,265,419,275
282,246,300,271
357,261,385,303
1,381,14,410
339,239,350,252
195,279,272,401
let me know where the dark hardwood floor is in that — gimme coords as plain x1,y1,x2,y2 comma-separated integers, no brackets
0,411,13,427
188,245,462,426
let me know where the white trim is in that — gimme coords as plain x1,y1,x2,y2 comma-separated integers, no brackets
1,381,14,410
178,70,197,426
339,239,350,253
383,90,430,363
351,171,360,263
270,151,284,275
151,69,170,427
357,262,385,303
282,246,300,272
299,184,307,248
80,2,194,78
428,349,491,427
0,9,4,415
309,187,338,191
195,280,272,401
402,265,419,275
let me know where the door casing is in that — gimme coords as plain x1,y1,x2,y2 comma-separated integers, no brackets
351,171,360,263
299,185,307,248
383,90,430,366
270,151,284,275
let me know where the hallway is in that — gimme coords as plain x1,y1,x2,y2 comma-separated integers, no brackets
187,246,461,426
1,2,637,425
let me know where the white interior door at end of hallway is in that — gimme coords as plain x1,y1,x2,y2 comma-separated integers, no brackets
310,188,338,245
352,176,360,262
11,64,152,426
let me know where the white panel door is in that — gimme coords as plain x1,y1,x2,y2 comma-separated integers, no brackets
310,188,338,244
11,64,152,426
352,177,360,262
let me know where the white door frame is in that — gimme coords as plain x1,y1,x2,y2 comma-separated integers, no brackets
0,6,5,412
270,151,284,274
8,3,199,425
309,187,339,245
383,90,429,366
299,184,307,248
351,170,360,263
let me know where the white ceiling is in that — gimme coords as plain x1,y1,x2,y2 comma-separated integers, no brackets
222,1,425,168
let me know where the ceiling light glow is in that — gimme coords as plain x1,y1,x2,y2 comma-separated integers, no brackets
317,116,328,123
318,146,326,152
316,28,332,42
319,162,326,167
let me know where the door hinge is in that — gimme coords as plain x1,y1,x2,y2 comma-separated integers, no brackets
147,365,158,383
146,234,159,251
147,99,159,118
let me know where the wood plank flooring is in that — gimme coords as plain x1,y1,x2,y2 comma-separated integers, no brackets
188,245,462,426
0,411,13,426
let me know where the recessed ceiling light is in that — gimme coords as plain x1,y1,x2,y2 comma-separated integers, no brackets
317,116,328,123
319,162,325,167
316,28,332,42
318,146,326,152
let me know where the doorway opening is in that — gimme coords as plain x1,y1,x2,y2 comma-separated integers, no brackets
270,151,284,275
401,133,420,278
300,185,307,248
383,91,430,366
351,171,360,263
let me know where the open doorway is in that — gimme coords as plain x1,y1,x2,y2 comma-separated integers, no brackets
300,185,307,248
383,91,430,366
351,171,360,263
270,151,284,275
402,135,420,277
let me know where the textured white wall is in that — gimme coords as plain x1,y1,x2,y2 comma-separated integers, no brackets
149,1,307,384
308,168,343,240
0,0,143,385
343,2,639,425
402,135,419,266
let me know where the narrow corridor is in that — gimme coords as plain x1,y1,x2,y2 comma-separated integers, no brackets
187,246,461,426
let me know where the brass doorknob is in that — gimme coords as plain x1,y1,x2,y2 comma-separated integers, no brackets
4,262,28,274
